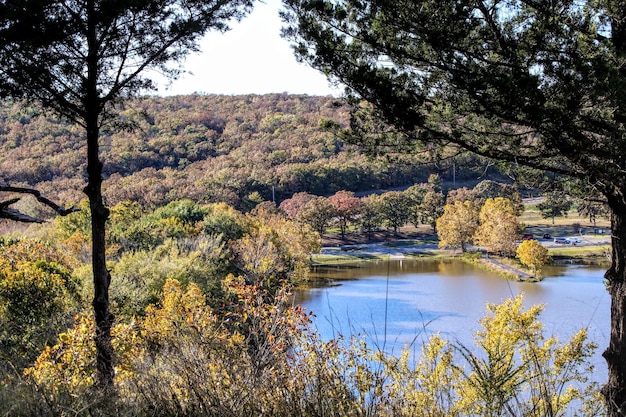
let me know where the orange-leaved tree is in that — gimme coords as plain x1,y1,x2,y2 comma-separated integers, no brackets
436,200,479,253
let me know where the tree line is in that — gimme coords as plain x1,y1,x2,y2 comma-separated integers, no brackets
280,175,600,246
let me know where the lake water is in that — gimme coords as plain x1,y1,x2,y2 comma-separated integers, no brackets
294,259,610,382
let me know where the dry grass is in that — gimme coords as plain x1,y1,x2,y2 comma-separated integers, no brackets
520,206,609,230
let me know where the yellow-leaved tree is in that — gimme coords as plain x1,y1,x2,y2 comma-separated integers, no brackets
436,200,479,252
516,239,551,279
474,197,519,256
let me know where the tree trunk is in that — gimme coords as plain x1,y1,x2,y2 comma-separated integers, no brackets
602,194,626,416
85,119,114,388
84,0,114,389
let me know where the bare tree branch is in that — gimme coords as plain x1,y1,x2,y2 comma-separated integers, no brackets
0,185,79,223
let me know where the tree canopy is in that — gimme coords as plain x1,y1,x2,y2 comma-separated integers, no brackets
436,200,479,253
0,0,254,118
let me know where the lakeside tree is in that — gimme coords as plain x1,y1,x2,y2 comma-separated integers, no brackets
516,239,551,279
328,190,362,239
281,1,626,411
421,190,445,233
0,0,255,387
404,183,429,228
378,191,411,235
298,195,335,237
436,200,479,253
359,194,383,240
474,198,519,257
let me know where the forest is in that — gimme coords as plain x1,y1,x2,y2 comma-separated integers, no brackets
0,93,504,220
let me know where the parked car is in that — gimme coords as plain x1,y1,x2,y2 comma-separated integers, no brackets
554,237,569,244
522,234,534,240
543,233,551,239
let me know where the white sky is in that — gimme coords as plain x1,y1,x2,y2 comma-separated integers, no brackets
157,0,341,96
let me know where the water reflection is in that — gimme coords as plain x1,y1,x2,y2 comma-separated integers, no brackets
295,259,609,381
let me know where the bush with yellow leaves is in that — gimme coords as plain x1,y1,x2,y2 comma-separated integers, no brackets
19,283,604,417
0,239,81,368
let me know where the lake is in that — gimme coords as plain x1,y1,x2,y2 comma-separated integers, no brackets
294,259,610,381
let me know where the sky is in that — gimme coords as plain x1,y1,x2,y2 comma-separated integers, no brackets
157,0,341,97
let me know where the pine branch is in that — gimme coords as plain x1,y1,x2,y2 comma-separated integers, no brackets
0,186,79,223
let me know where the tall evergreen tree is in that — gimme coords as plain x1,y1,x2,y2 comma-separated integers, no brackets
0,0,254,388
282,1,626,413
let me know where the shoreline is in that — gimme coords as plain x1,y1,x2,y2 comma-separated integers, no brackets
311,236,611,280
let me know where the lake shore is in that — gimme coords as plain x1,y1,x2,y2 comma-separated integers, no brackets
314,227,611,279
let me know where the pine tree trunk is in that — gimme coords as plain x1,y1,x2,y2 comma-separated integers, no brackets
85,117,114,388
84,0,114,388
602,194,626,416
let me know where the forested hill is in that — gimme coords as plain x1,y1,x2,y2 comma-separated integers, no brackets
0,93,483,213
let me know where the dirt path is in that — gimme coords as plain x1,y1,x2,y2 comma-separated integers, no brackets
478,257,536,281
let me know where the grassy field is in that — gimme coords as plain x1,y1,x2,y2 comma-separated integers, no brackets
519,204,609,235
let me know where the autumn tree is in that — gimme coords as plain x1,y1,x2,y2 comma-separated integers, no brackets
538,192,573,225
516,239,551,279
474,198,520,257
0,0,255,387
436,200,479,253
473,180,524,216
279,191,317,220
446,187,477,205
404,183,429,228
282,2,626,409
328,190,361,239
421,190,445,233
298,195,336,237
233,209,319,287
0,239,81,367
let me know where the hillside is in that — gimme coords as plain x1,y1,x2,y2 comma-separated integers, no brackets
0,94,490,214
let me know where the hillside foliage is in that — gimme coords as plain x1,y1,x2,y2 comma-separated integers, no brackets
0,94,501,216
